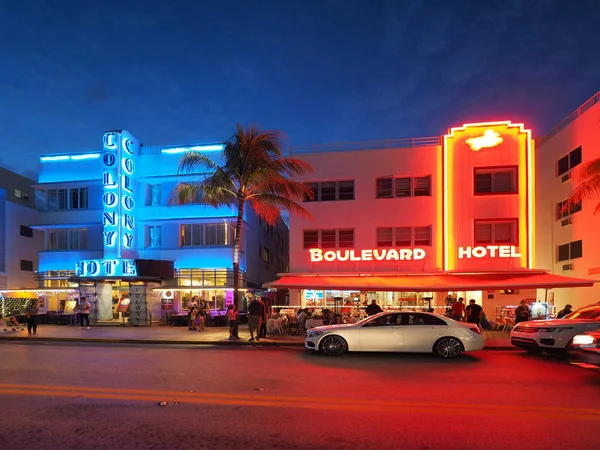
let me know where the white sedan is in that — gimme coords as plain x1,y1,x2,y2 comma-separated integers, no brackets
304,312,485,358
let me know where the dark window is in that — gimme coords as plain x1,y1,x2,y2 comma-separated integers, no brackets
376,178,393,198
410,314,447,326
414,226,432,246
303,230,319,249
474,168,517,194
320,182,336,201
20,225,33,238
414,176,431,196
557,240,582,261
395,227,412,246
338,229,354,248
304,182,318,202
20,260,34,271
556,199,582,219
376,228,393,247
337,181,355,200
557,156,570,176
320,230,337,249
394,178,411,197
475,220,517,245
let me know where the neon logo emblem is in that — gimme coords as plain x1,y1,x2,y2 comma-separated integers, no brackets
465,129,503,151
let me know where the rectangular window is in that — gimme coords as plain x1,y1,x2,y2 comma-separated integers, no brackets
414,226,432,246
376,175,432,198
146,184,162,206
474,167,517,194
303,180,355,202
557,240,582,261
262,247,270,263
303,229,355,249
47,188,88,210
557,146,582,176
376,228,393,247
20,260,34,271
556,199,582,219
475,220,517,245
395,227,412,246
20,225,33,238
48,229,88,250
147,225,162,248
377,226,432,247
180,223,232,247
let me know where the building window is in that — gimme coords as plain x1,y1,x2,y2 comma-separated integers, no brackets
20,225,33,238
557,146,582,176
303,180,355,202
14,189,21,198
262,247,270,263
474,167,517,194
146,184,162,206
147,225,162,248
20,260,34,271
180,223,233,247
303,229,355,249
376,176,431,199
557,240,582,262
48,229,88,250
474,220,517,245
556,199,582,220
47,188,88,210
376,226,432,247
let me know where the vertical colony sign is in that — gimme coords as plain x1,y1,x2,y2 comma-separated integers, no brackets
76,130,139,278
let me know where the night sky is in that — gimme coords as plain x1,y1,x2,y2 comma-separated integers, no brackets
1,0,599,179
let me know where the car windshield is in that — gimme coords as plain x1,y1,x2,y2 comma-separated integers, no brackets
563,307,600,320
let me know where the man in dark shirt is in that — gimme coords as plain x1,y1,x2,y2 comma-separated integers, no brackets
365,300,383,316
465,300,483,326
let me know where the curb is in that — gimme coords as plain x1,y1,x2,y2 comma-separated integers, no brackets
0,336,516,350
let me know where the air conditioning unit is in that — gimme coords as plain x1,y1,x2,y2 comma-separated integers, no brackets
562,263,573,271
561,217,572,227
561,173,571,183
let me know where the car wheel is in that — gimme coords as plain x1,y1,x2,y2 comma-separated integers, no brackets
319,335,348,356
434,337,463,359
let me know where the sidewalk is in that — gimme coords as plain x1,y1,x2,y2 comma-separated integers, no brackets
0,324,514,350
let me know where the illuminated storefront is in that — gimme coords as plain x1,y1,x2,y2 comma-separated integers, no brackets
266,121,594,321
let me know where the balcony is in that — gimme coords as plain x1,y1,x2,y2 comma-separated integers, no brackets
33,209,102,227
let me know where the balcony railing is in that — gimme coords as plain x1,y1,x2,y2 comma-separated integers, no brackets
290,136,441,154
537,91,600,147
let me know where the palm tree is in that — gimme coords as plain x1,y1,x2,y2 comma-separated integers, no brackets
170,124,314,309
565,157,600,213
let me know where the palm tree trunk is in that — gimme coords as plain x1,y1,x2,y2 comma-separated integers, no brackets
232,197,245,310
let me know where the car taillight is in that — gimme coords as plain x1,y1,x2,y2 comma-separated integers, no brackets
469,327,482,335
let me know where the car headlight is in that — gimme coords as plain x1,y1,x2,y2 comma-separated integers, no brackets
307,330,324,339
536,327,573,333
573,334,595,345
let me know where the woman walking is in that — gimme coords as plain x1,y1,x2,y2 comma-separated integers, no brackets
25,299,40,336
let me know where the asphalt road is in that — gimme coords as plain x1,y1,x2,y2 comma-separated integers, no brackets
0,342,598,450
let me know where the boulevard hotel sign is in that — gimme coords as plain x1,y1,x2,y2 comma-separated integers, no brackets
76,130,140,278
308,245,521,263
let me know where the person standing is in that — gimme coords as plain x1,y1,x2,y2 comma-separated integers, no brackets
247,295,264,342
257,296,268,338
465,299,483,328
515,300,531,324
187,296,199,330
226,304,239,339
79,297,92,329
25,299,40,336
557,304,573,318
451,297,466,321
365,299,383,316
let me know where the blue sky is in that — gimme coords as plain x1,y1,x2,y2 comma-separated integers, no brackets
1,0,599,179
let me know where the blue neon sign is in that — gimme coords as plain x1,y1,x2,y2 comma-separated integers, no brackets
75,259,137,277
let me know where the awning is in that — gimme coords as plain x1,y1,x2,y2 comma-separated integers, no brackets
263,271,595,292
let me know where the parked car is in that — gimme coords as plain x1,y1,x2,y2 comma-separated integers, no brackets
510,303,600,354
304,311,485,358
573,331,600,368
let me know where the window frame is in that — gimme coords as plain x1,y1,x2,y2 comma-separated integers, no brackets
557,239,583,262
376,175,431,199
474,219,518,246
303,229,355,249
180,223,233,247
556,199,582,220
376,226,432,247
473,166,518,195
20,225,34,238
557,146,582,176
20,260,34,271
48,228,88,250
303,180,355,202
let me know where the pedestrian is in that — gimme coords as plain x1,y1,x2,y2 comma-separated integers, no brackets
25,299,40,336
247,295,264,342
557,304,573,319
515,299,531,324
187,296,199,330
257,296,268,338
79,297,92,329
297,308,310,335
365,299,383,316
226,304,239,339
451,297,466,321
465,299,483,328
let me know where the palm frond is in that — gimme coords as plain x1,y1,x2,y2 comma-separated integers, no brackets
565,157,600,214
177,151,219,175
168,183,202,206
249,193,313,225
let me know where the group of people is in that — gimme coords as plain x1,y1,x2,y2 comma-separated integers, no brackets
186,296,211,332
1,298,43,336
449,297,489,328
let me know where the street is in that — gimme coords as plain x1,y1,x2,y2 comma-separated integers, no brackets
0,342,598,450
